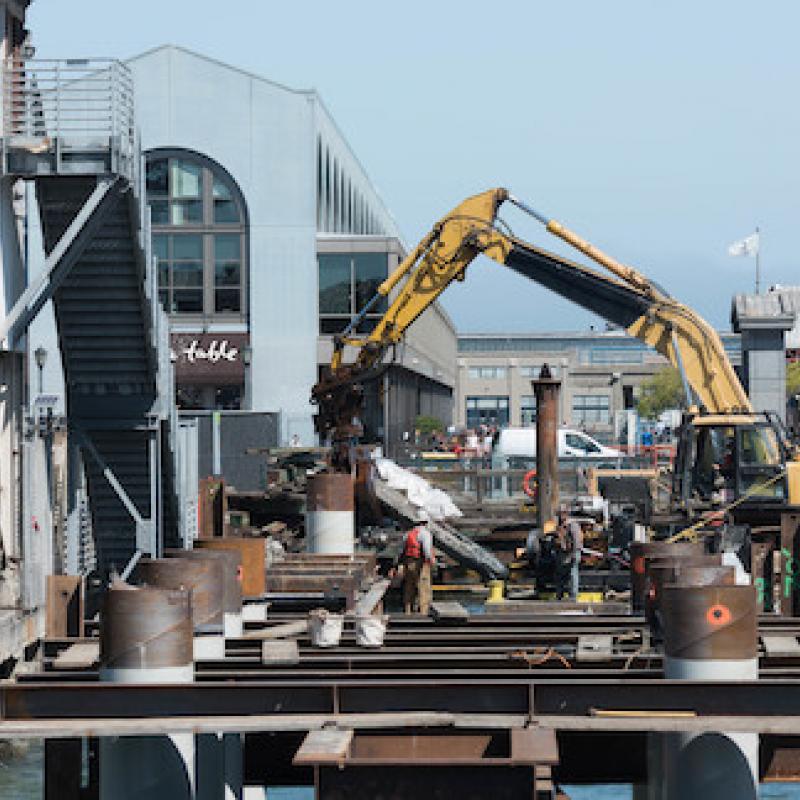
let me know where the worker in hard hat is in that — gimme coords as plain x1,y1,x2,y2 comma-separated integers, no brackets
555,505,583,600
400,510,434,614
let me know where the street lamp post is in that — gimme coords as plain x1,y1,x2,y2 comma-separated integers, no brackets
241,345,252,410
34,346,47,396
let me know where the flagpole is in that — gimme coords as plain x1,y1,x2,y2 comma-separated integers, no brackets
755,226,761,294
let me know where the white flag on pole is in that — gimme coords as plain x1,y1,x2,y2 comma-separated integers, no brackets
728,232,759,257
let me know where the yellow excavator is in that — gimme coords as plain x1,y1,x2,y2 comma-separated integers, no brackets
312,188,800,526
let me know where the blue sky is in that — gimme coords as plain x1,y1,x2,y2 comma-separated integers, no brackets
28,1,800,332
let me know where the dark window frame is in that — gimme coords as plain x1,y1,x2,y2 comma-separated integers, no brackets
146,148,249,323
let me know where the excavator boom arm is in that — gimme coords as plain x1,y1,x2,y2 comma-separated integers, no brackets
313,189,751,453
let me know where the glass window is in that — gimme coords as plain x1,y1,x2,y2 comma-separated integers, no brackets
572,394,611,425
215,385,242,410
213,177,240,223
318,252,388,334
173,234,202,260
319,254,352,315
520,395,536,427
150,199,169,225
146,151,247,318
739,426,781,467
171,200,203,225
467,366,507,379
354,253,388,314
519,365,559,378
146,158,168,195
465,396,509,429
171,160,202,198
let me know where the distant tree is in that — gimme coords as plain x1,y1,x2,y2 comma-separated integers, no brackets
788,362,800,397
636,367,684,419
415,415,444,435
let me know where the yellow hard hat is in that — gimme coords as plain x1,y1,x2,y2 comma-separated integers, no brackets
543,519,557,534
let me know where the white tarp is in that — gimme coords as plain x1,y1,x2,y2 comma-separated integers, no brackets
374,457,463,520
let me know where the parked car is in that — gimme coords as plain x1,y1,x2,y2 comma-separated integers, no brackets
492,427,623,462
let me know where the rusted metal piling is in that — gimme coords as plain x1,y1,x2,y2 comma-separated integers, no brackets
629,540,704,612
188,545,244,637
135,557,224,632
306,473,355,554
533,363,560,527
195,537,266,598
659,581,759,800
99,584,195,799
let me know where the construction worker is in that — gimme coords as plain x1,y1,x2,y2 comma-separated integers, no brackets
400,512,434,614
556,505,583,600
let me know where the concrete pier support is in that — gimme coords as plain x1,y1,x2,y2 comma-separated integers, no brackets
306,473,355,554
533,364,560,528
660,583,759,800
99,584,195,800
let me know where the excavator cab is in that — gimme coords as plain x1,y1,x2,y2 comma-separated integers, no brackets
673,412,789,520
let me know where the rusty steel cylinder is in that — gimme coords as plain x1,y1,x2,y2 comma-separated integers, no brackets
305,473,355,555
99,584,195,799
629,540,704,612
659,583,758,799
645,554,723,624
134,556,224,631
100,585,193,678
169,547,243,637
533,364,560,528
662,584,757,665
195,537,266,598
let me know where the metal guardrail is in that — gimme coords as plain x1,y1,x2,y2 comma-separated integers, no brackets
1,58,135,177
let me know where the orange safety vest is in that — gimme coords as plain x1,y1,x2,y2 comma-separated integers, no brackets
403,527,422,560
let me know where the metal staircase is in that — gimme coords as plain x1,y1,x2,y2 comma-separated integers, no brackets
1,59,180,575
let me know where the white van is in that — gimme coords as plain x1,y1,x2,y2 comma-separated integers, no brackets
492,427,622,462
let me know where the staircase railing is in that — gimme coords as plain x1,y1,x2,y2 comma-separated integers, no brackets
1,58,135,178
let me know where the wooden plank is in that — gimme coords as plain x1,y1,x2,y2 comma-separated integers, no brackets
510,728,559,765
353,579,390,616
293,728,353,766
243,620,308,640
430,602,469,623
261,640,299,666
53,642,99,670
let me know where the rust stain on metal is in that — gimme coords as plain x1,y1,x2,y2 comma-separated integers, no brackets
134,557,223,629
533,363,560,528
168,548,242,614
196,537,265,598
662,585,757,660
307,473,355,512
100,586,193,670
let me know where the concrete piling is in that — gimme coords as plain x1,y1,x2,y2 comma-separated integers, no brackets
305,473,355,554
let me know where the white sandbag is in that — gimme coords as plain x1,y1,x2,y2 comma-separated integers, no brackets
355,614,388,648
308,609,343,648
373,457,462,520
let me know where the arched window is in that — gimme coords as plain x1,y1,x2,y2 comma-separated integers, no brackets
145,149,248,318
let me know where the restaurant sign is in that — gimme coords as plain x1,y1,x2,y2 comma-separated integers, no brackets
170,333,249,384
